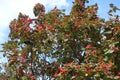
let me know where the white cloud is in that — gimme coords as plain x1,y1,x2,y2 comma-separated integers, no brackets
0,0,69,43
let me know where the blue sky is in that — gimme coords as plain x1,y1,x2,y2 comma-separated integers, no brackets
0,0,120,63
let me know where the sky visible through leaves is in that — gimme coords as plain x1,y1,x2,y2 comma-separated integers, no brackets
0,0,120,63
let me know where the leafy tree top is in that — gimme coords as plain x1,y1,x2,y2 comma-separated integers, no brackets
1,0,120,80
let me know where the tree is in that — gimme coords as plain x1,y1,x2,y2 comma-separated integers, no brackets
1,0,120,79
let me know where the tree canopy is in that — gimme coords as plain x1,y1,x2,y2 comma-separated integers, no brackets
1,0,120,80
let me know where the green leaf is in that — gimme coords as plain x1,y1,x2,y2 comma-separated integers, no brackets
108,10,113,13
109,3,114,8
94,73,100,77
21,76,28,80
104,31,112,34
109,13,113,16
114,76,119,79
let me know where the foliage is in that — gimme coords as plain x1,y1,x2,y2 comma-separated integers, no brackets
0,0,120,80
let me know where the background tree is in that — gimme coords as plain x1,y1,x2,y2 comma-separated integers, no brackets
0,0,120,80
